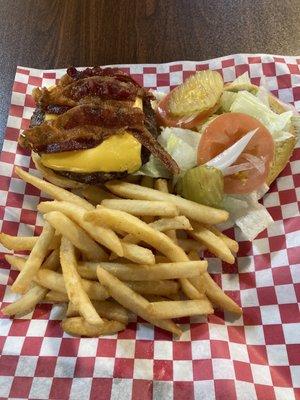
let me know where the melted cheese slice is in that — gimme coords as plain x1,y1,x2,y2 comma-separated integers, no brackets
41,98,143,173
41,132,142,173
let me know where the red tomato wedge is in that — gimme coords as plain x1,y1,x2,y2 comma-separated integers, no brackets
157,92,218,129
197,113,275,194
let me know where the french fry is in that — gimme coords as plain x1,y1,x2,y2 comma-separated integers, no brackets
38,201,122,257
61,317,125,337
154,178,177,242
60,237,103,326
147,299,214,319
45,290,69,303
177,238,205,253
154,178,169,192
207,226,239,253
119,242,155,265
203,274,242,315
190,222,235,264
102,199,179,217
123,216,192,245
126,280,179,296
44,211,107,261
0,232,60,252
7,256,110,301
79,185,118,204
2,249,61,315
67,300,129,325
105,181,229,224
15,167,94,211
188,251,242,314
180,278,206,300
2,283,48,316
85,208,189,262
31,152,86,189
85,208,203,300
5,249,60,273
97,267,181,335
11,222,55,293
140,176,154,223
77,260,207,281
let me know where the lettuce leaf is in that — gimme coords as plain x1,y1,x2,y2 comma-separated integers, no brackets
230,90,293,135
221,192,274,241
137,127,201,178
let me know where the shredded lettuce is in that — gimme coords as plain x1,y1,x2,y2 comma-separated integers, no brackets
221,192,274,241
137,127,201,178
230,90,293,135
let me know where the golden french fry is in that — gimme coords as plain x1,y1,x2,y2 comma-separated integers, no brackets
207,226,239,253
0,232,60,251
61,317,126,337
44,211,107,261
97,267,181,335
140,176,154,223
7,255,110,301
45,290,69,303
123,216,192,245
79,185,118,205
15,167,93,210
188,250,242,314
11,222,55,293
105,181,229,224
147,299,214,319
67,300,129,325
32,152,86,189
2,284,48,316
38,201,122,257
143,295,169,302
60,237,103,325
190,222,235,264
77,260,206,281
119,242,155,265
177,238,205,253
154,178,169,192
102,199,179,217
126,280,179,296
203,273,242,315
154,178,177,242
2,249,61,315
5,249,60,273
180,278,206,300
85,208,202,300
85,208,188,262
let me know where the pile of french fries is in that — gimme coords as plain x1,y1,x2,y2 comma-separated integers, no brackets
0,166,242,337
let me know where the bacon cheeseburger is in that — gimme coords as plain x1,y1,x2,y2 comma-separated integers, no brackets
19,67,179,184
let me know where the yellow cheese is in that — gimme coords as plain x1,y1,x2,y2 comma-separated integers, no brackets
40,132,142,173
44,114,58,121
41,97,143,174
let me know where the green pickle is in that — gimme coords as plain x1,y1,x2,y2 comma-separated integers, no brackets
176,165,224,208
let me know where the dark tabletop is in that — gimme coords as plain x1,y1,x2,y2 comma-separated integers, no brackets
0,0,300,149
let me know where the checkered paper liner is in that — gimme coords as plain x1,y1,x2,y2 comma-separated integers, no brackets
0,54,299,400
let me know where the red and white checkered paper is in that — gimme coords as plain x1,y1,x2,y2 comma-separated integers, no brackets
0,55,300,400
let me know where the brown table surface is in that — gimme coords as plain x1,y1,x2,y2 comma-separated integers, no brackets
0,0,300,149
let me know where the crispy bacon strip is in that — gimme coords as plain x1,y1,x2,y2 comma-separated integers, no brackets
37,76,143,108
21,104,179,174
67,66,142,88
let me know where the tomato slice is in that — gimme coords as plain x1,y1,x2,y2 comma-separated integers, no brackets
156,92,218,129
197,113,275,194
